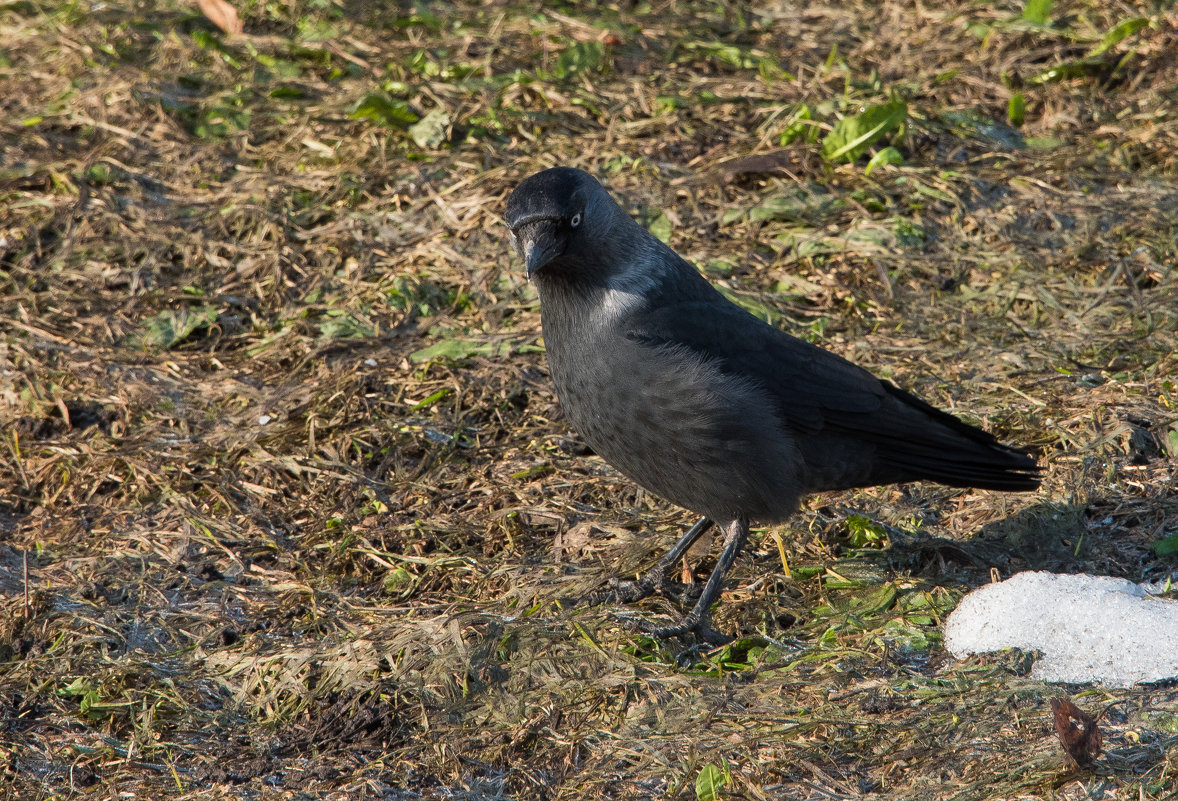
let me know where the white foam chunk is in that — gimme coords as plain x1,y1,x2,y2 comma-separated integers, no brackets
944,570,1178,687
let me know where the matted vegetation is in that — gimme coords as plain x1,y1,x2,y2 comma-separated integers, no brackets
2,0,1177,798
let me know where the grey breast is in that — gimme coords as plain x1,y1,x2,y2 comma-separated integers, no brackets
542,291,805,523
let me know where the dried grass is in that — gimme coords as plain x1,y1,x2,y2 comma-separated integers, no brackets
2,0,1177,798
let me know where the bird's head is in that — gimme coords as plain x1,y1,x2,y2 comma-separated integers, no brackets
505,167,615,280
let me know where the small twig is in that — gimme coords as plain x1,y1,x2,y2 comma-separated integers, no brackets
23,550,31,619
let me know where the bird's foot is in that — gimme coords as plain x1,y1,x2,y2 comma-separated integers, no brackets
583,577,651,606
642,610,733,646
583,566,702,606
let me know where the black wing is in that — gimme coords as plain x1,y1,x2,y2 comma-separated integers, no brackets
626,296,1041,492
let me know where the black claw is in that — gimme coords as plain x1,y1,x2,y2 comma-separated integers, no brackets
583,576,657,607
643,613,734,645
583,518,715,608
583,573,704,607
583,518,744,644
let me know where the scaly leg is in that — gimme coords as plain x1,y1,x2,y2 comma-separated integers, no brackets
584,517,714,605
645,516,748,644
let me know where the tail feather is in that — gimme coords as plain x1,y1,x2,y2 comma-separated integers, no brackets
875,381,1042,492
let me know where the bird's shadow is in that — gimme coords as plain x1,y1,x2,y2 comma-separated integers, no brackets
880,500,1101,582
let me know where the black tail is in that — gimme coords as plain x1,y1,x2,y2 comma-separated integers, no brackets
876,382,1042,492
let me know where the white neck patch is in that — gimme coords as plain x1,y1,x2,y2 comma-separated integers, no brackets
598,261,665,323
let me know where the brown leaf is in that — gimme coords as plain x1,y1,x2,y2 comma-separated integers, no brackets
1051,697,1102,767
197,0,243,35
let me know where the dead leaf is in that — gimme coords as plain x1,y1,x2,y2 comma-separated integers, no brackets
197,0,243,35
1051,697,1102,767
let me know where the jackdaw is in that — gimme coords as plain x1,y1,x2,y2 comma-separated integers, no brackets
506,166,1041,643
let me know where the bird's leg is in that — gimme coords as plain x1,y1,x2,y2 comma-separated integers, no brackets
645,517,749,645
584,517,714,605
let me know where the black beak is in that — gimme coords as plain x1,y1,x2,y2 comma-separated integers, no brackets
510,218,563,279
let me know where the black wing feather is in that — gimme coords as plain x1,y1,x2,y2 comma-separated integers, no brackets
627,295,1041,492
